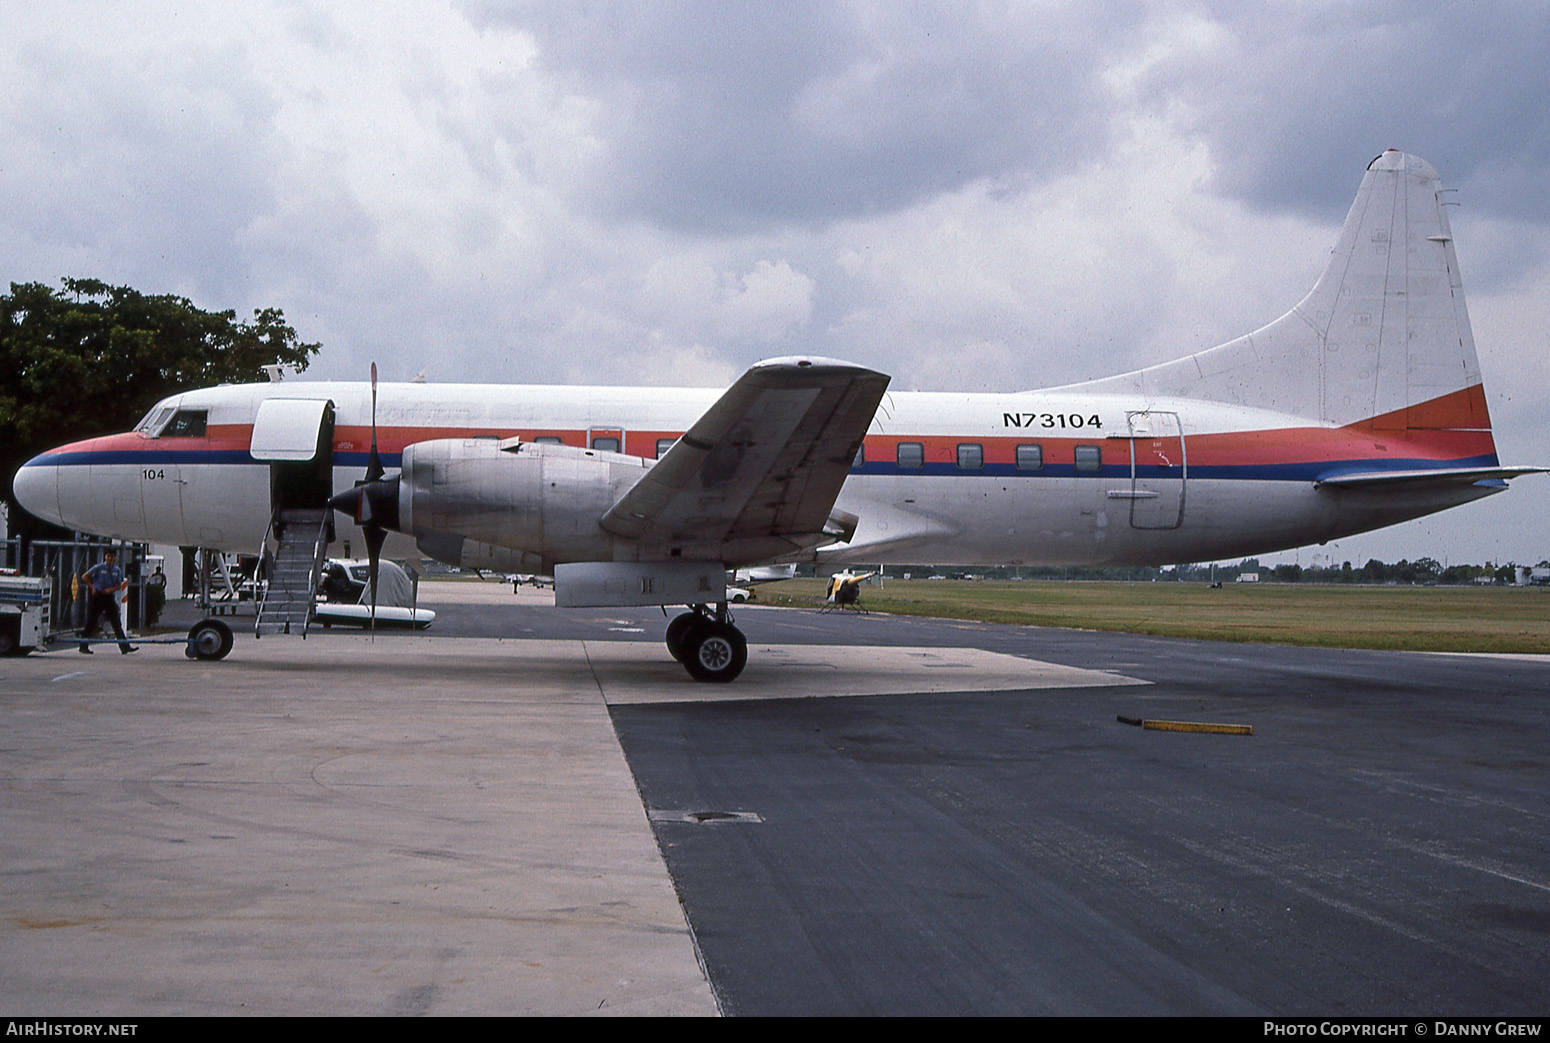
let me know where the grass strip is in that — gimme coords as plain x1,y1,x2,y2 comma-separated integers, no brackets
754,579,1550,654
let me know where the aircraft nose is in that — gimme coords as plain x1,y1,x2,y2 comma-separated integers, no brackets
11,453,63,527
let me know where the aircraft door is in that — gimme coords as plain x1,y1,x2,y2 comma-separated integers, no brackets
1126,411,1185,529
250,398,337,513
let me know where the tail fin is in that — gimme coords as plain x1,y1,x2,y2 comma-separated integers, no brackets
1077,150,1490,433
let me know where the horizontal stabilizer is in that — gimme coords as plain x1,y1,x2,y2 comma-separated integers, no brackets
1315,466,1548,489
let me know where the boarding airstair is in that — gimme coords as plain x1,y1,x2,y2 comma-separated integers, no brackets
254,509,330,637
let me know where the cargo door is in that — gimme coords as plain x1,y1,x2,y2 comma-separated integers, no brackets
1126,411,1185,529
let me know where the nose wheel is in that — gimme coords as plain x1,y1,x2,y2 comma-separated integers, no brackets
665,607,747,682
185,618,234,660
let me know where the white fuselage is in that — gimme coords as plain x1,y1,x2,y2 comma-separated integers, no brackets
16,378,1502,570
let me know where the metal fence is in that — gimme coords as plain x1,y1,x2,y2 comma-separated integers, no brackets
25,538,156,637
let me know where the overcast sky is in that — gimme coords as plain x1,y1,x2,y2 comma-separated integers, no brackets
4,1,1547,566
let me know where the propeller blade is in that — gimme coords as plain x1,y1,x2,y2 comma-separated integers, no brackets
346,362,389,639
364,520,387,637
365,362,384,484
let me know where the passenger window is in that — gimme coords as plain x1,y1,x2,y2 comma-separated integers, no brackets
1074,445,1102,472
162,410,207,438
533,436,563,445
1015,444,1043,470
591,436,621,453
956,443,983,470
656,438,677,458
897,442,924,469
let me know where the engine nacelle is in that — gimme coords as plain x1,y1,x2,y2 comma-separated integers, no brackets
397,438,651,571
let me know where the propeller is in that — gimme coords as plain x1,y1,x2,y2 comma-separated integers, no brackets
328,362,400,635
362,363,384,633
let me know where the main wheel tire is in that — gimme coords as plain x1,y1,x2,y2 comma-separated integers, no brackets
682,622,747,683
665,612,702,662
186,618,234,661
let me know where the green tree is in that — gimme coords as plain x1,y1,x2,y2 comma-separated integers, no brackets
2,278,320,539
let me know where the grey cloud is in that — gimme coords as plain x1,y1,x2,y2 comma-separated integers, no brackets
467,0,1135,232
0,32,281,306
1136,3,1550,223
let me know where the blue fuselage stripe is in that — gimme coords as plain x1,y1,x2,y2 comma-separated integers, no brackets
848,454,1500,481
36,449,404,468
30,448,1501,481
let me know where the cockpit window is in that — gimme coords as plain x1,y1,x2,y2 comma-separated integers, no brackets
136,405,176,434
161,410,207,438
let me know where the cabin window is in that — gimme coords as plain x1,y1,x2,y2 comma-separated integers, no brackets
533,436,563,445
591,436,621,453
956,443,983,470
896,442,924,469
656,438,677,458
162,410,207,438
1074,445,1102,472
1015,444,1043,470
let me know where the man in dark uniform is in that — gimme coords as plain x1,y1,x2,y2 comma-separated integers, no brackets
80,549,136,654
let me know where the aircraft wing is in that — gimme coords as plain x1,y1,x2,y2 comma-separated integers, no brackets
600,357,889,561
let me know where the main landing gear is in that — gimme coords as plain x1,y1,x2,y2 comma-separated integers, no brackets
665,603,747,683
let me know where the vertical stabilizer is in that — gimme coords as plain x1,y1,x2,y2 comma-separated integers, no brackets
1074,151,1490,431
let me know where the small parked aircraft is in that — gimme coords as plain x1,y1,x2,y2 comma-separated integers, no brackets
14,152,1542,680
824,569,877,609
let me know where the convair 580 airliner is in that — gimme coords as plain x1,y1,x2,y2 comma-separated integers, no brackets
14,151,1543,679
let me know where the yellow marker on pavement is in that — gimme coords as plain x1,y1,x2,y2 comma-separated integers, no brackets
1117,715,1252,735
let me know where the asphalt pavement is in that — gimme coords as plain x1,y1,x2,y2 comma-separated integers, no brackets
3,580,1547,1015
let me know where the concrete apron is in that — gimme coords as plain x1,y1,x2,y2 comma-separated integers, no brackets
0,635,1140,1015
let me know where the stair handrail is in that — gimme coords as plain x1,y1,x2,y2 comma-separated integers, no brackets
253,509,280,637
300,511,331,638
